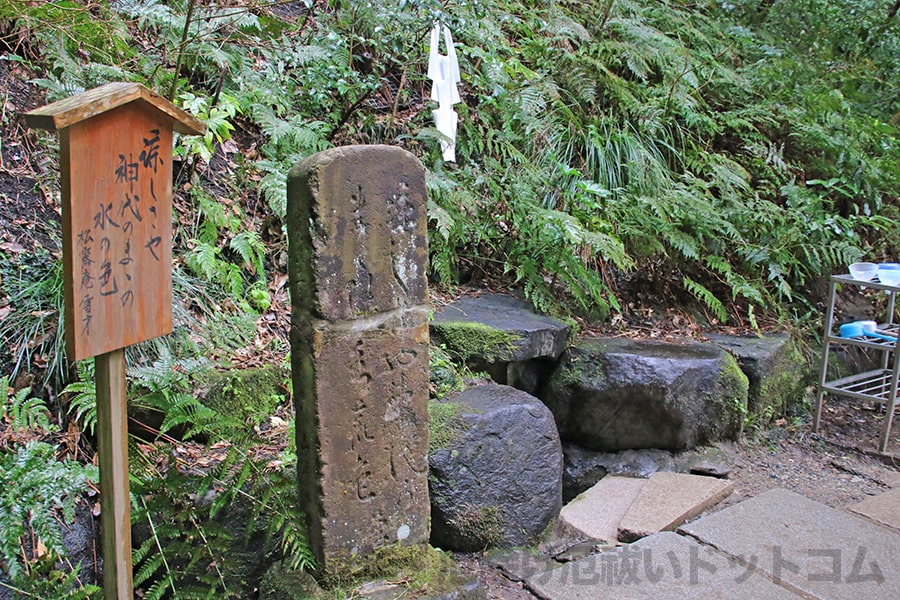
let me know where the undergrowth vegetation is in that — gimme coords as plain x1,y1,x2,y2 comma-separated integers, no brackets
0,0,898,596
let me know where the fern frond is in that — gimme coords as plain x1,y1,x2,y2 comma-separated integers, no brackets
185,241,220,281
683,276,728,323
63,380,97,437
1,377,52,434
230,231,265,276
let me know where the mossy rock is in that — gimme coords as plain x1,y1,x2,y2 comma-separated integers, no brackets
428,385,563,552
543,338,749,450
261,544,482,599
202,364,289,428
431,321,521,364
755,337,811,420
429,293,571,368
706,333,812,427
714,352,750,435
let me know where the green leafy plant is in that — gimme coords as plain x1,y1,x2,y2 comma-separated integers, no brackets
128,346,216,440
429,344,465,400
180,187,269,306
0,441,98,582
176,91,240,164
62,362,97,438
128,418,313,598
1,559,101,600
1,376,53,436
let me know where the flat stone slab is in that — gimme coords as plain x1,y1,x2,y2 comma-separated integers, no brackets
617,472,734,542
526,531,799,599
560,476,648,544
430,292,570,363
562,445,732,501
356,578,486,600
848,487,900,532
485,548,561,583
679,488,900,600
883,470,900,487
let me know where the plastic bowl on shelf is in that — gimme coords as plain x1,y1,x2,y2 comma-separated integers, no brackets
879,269,900,287
849,262,878,281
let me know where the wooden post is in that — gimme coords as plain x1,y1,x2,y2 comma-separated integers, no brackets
25,83,204,599
95,349,131,598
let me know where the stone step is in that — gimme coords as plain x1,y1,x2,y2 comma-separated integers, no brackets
559,476,648,545
558,471,734,547
617,471,734,542
542,338,748,451
678,488,900,600
526,531,800,599
847,486,900,533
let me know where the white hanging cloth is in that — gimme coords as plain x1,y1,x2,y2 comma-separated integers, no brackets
427,22,461,162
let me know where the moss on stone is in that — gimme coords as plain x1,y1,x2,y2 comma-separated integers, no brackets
203,364,289,428
323,543,469,596
432,322,521,363
428,400,469,452
753,337,811,424
558,357,598,389
262,544,469,599
716,353,750,435
448,504,505,550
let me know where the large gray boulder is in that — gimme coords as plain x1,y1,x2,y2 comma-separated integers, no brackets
429,384,563,552
542,338,748,451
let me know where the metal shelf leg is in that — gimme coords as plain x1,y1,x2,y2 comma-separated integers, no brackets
814,281,839,432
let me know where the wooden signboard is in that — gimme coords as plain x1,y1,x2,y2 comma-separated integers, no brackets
27,82,204,360
26,82,204,600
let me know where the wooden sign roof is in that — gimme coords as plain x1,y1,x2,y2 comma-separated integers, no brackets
25,81,205,135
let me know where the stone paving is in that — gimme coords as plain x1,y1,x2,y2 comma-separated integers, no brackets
617,472,734,542
559,476,647,544
527,486,900,599
848,486,900,533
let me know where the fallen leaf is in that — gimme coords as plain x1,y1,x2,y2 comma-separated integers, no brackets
0,241,25,254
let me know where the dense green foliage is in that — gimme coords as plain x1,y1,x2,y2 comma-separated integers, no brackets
0,376,101,597
1,0,899,595
3,0,897,327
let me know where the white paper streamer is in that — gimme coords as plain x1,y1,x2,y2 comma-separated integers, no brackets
427,22,461,162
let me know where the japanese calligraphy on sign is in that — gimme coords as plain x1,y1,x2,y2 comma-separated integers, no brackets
61,104,175,360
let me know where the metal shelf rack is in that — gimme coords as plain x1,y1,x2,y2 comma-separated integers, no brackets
814,274,900,453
